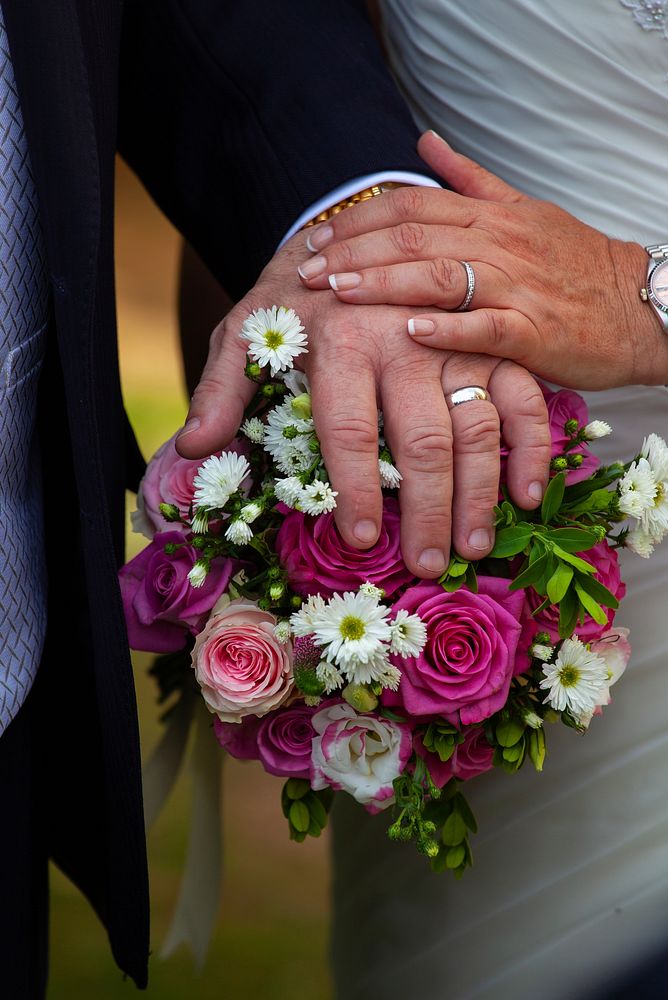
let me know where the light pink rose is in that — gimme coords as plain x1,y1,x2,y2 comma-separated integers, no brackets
414,727,494,787
310,702,412,813
383,579,525,726
214,704,316,779
275,497,415,599
119,531,235,652
192,598,294,723
521,540,625,655
132,431,246,538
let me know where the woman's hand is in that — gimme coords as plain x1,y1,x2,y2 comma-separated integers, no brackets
297,131,668,389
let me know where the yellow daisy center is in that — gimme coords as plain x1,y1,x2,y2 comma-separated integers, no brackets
558,664,580,688
340,615,366,641
264,329,284,349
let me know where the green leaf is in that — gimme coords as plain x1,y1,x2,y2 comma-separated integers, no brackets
307,819,323,838
544,527,599,552
509,551,550,592
546,563,574,604
285,778,310,801
448,559,469,578
308,794,328,829
551,545,596,573
558,587,579,638
541,472,566,523
575,573,620,610
489,523,533,559
574,584,608,625
465,563,478,594
441,575,465,593
496,719,524,747
431,845,449,874
445,844,466,869
528,728,546,772
289,800,310,833
502,743,524,762
453,793,478,834
442,811,467,846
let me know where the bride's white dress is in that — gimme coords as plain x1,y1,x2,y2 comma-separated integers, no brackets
331,3,668,997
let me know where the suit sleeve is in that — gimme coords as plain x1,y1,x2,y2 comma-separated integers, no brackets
117,0,432,300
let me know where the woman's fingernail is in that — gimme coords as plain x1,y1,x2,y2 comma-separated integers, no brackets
468,528,492,551
297,255,327,280
329,272,361,291
177,417,200,440
408,318,435,336
354,520,378,545
528,481,544,501
306,224,334,252
418,548,447,575
428,129,451,148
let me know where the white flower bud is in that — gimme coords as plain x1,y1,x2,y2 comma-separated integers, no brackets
240,501,263,523
188,561,208,588
531,643,554,662
583,420,612,440
224,519,253,545
241,417,265,443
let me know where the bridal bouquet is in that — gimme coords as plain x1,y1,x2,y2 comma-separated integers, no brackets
122,306,667,879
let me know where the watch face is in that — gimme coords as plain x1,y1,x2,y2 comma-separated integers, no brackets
650,260,668,310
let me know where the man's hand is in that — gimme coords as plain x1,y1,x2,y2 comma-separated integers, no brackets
297,131,668,389
175,229,551,577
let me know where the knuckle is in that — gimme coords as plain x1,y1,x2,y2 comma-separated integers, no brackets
453,409,500,453
390,185,425,222
400,425,453,470
331,239,357,273
427,257,458,300
392,222,426,258
482,310,507,351
322,414,378,455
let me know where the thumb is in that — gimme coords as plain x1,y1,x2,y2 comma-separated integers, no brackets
418,130,526,203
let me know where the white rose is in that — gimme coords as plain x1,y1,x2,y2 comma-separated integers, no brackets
310,702,411,813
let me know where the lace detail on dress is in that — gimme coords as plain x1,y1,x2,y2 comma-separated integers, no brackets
621,0,668,40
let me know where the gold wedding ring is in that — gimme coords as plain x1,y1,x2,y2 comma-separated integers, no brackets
446,385,490,409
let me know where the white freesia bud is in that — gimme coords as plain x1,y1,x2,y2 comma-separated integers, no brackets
224,519,253,545
584,420,612,440
187,560,208,589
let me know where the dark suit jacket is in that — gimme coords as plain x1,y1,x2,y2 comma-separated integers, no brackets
4,0,428,987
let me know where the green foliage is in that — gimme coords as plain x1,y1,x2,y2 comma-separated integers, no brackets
281,782,333,842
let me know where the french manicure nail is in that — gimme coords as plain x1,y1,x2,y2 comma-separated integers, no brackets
408,318,435,336
528,481,544,501
306,224,334,252
418,548,447,575
177,417,200,439
354,520,378,544
329,272,361,291
297,255,327,280
428,129,451,148
468,528,492,551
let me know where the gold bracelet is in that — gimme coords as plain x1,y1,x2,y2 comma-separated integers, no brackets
301,182,405,228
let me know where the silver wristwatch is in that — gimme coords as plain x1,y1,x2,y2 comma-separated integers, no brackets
640,244,668,332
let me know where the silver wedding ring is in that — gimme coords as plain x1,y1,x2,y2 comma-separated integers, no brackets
446,385,490,409
457,260,476,311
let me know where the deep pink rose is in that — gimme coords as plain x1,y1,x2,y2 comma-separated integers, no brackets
500,383,599,487
119,531,235,653
214,704,315,779
275,497,414,599
414,727,494,786
192,598,294,722
521,540,625,652
132,431,246,537
383,578,525,726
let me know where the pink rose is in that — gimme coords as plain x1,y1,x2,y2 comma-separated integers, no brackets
310,702,412,813
414,727,494,787
132,431,246,538
192,598,294,722
119,530,235,653
383,578,525,726
500,383,599,487
522,540,625,649
275,497,415,599
214,704,315,779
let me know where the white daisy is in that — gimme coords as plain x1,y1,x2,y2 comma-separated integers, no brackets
342,650,401,690
308,591,392,667
240,305,307,375
638,480,668,542
389,609,427,657
241,417,265,444
379,458,403,489
187,560,208,589
359,581,384,601
583,420,612,440
315,660,344,694
239,501,262,524
641,433,668,482
539,636,608,715
618,458,657,518
625,526,656,559
300,481,338,516
273,621,292,645
224,518,253,545
290,594,328,636
193,452,251,510
275,441,314,476
274,476,306,507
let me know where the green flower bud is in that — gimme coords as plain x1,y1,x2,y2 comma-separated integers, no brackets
244,361,262,381
269,581,286,601
567,453,584,468
534,631,551,645
563,418,579,436
342,682,378,713
281,424,299,440
293,663,326,698
163,542,178,555
258,597,272,611
308,438,321,454
551,456,568,471
290,393,312,420
158,502,181,522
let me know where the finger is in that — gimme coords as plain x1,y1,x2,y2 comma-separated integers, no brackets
325,258,508,311
303,184,480,254
417,131,527,204
175,304,256,459
406,308,547,374
298,222,486,289
382,361,453,578
488,361,551,509
440,356,500,560
308,341,383,550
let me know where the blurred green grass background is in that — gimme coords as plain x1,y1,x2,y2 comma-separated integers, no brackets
47,161,332,999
